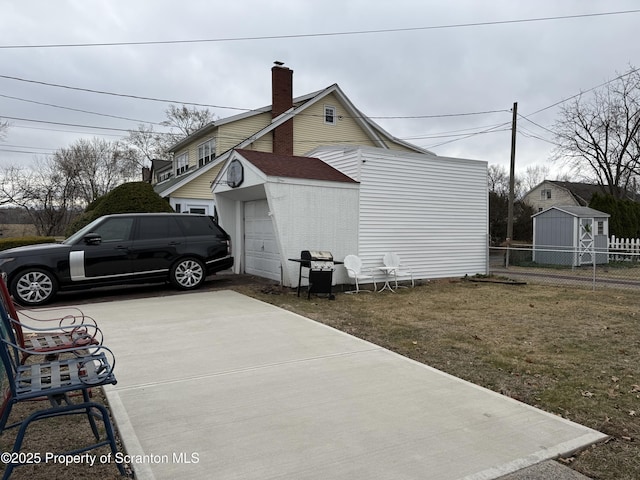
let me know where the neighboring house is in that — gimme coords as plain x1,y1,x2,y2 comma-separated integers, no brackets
213,145,488,287
149,159,172,185
523,180,606,213
532,206,610,267
152,63,430,215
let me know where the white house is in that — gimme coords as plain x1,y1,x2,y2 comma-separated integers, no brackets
213,145,488,288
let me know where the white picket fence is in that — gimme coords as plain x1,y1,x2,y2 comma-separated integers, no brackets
609,235,640,261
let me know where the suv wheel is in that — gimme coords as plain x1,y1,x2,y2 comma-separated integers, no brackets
170,258,206,290
11,268,58,306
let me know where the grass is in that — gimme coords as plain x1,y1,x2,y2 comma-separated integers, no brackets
233,278,640,480
2,277,639,479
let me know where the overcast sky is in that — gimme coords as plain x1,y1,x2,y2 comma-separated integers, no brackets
1,1,638,180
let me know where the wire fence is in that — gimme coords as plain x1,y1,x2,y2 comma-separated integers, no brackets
489,245,640,291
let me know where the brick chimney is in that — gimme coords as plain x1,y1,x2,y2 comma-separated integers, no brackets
271,63,294,156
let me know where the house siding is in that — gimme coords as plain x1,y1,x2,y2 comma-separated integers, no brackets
525,183,577,212
293,92,379,155
172,163,223,199
266,181,360,287
217,113,272,154
314,146,488,280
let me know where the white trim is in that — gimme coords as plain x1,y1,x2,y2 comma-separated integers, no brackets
324,104,337,125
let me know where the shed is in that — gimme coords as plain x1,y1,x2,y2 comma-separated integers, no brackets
213,146,488,288
532,206,610,266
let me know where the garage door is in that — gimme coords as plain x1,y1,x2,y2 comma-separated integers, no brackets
244,200,281,281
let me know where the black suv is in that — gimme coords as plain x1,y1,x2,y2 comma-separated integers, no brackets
0,213,234,306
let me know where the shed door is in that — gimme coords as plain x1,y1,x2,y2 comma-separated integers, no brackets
244,200,281,281
578,218,594,265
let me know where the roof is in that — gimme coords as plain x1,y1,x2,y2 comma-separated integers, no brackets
235,149,357,183
532,205,610,218
167,84,432,155
546,181,605,206
151,159,171,171
156,83,429,197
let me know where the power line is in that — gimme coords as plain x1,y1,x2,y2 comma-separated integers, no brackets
423,123,511,149
9,124,126,137
0,74,251,111
0,148,54,155
524,65,640,117
1,10,638,49
1,115,144,132
0,73,509,120
0,93,164,125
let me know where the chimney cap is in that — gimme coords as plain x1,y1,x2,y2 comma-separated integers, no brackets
274,60,285,66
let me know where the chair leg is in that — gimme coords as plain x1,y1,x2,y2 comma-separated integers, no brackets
5,402,126,478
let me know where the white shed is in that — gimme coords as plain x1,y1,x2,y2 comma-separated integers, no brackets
213,146,488,288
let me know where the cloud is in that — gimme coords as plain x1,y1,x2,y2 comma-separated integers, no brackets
0,0,638,179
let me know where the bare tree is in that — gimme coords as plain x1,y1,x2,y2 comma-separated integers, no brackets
123,105,214,169
552,67,640,198
162,104,214,137
488,164,509,195
53,137,139,204
488,164,524,198
521,164,551,193
124,123,175,167
0,160,80,236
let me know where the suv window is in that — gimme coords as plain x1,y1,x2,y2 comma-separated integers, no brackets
137,216,182,240
93,217,134,242
176,216,223,237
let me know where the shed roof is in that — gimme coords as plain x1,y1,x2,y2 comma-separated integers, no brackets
532,205,610,218
235,149,358,183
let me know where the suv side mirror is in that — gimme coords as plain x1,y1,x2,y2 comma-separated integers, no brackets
83,233,102,245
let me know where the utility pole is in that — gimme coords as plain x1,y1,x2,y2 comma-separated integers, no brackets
505,102,517,268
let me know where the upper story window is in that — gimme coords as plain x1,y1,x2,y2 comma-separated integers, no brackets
324,105,336,125
175,153,189,176
158,170,172,182
540,189,552,199
198,139,216,167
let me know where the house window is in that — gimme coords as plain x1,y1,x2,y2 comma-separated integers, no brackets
597,221,604,235
175,203,181,213
540,189,551,199
198,139,216,167
158,171,172,182
324,105,336,125
175,153,189,176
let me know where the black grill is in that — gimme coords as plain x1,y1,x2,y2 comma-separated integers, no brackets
291,250,336,299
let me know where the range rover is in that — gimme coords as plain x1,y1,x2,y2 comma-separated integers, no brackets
0,213,234,306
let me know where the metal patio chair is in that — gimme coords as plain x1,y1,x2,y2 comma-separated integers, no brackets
0,277,102,364
383,252,415,289
343,255,377,293
0,314,124,478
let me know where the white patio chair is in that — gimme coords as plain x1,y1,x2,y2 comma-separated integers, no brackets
383,252,415,288
343,255,377,293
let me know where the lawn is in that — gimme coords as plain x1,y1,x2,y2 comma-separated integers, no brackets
234,278,640,480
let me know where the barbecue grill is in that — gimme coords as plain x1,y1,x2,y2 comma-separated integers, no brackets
290,250,339,299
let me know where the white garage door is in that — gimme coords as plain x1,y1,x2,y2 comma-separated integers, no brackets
244,200,281,281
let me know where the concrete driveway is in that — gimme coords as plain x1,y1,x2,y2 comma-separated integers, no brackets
77,290,605,480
